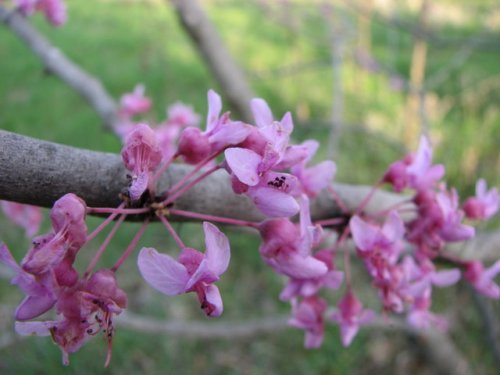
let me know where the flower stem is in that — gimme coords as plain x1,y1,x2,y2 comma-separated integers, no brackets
111,218,149,272
169,208,260,229
167,150,222,195
85,214,127,277
165,164,222,205
327,185,350,214
157,214,185,249
150,153,178,187
87,206,149,215
354,179,383,216
86,203,125,243
313,218,346,227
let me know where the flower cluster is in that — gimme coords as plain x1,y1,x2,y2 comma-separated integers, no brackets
10,0,67,26
1,87,499,366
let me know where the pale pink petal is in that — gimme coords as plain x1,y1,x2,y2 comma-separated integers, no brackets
300,161,336,196
280,112,294,133
247,187,300,218
185,258,216,291
349,216,379,252
15,321,54,336
208,121,251,150
203,284,223,317
381,211,405,243
15,295,55,321
137,248,189,295
1,202,42,238
206,90,222,132
203,222,230,276
251,98,273,128
0,243,21,272
129,172,149,201
274,253,328,279
224,148,261,186
431,269,461,287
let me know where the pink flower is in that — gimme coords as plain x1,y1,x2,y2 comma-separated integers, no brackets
121,123,163,201
119,84,152,119
167,102,201,128
280,249,344,301
463,260,500,299
15,0,67,26
288,296,327,348
15,269,127,366
329,289,375,347
137,222,230,317
436,188,475,242
290,140,336,198
384,136,445,192
1,201,42,238
463,179,499,220
177,90,251,163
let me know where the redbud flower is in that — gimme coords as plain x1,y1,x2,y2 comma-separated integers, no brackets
464,260,500,299
137,222,230,317
121,123,163,201
1,201,42,238
119,84,151,118
15,0,67,26
329,289,375,347
289,296,327,348
463,179,499,220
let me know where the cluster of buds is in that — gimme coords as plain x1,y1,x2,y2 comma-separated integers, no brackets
1,86,499,366
6,0,67,26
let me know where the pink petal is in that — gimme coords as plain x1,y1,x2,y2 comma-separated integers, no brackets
224,148,261,186
349,216,379,252
206,90,222,132
247,187,300,218
251,98,273,128
300,161,336,196
381,211,405,243
15,321,54,336
137,248,189,295
208,121,251,150
203,222,230,276
0,242,21,272
203,284,224,317
15,295,55,321
431,269,461,287
129,172,149,201
274,253,328,279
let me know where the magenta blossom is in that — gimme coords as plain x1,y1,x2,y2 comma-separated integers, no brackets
329,289,375,347
119,84,152,119
259,196,327,279
137,222,230,317
15,0,67,26
177,90,251,164
384,136,445,192
436,188,475,242
1,201,42,238
121,123,163,201
167,101,201,128
463,260,500,299
288,296,327,348
463,179,499,220
15,269,127,366
290,140,336,198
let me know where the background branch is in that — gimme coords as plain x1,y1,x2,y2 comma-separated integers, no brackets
170,0,255,123
0,5,119,131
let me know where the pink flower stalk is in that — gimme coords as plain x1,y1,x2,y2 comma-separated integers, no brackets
1,201,42,238
290,140,336,198
15,0,67,26
119,84,152,119
177,90,251,164
384,136,445,192
463,260,500,299
259,196,327,279
15,269,127,366
137,222,230,317
329,289,375,347
288,296,327,348
121,123,163,201
463,179,499,220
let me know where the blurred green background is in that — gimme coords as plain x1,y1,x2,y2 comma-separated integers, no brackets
0,0,499,374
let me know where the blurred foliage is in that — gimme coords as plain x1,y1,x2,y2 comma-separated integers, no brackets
0,0,499,374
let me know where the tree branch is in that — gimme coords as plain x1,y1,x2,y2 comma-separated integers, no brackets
0,129,408,222
170,0,255,123
0,5,119,130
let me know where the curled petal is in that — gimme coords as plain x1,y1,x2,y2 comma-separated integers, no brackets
225,148,261,186
137,248,189,295
251,98,273,128
15,295,55,321
201,284,223,317
206,90,222,132
203,222,230,277
247,187,300,218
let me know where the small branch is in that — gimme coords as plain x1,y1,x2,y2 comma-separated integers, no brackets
0,5,119,130
170,0,255,123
